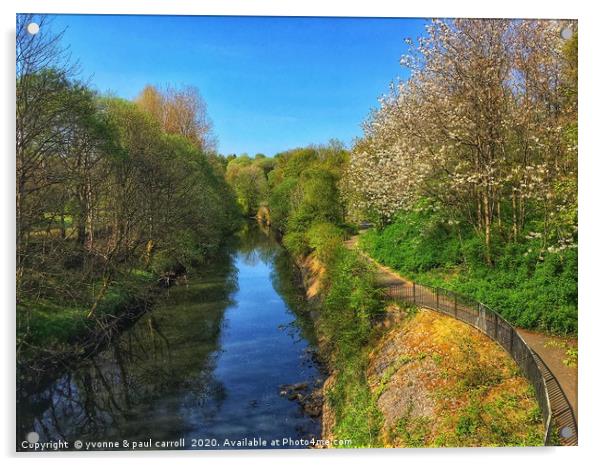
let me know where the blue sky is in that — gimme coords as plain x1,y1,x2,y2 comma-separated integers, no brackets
49,15,426,156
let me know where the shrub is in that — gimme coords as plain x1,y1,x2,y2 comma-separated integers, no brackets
282,231,310,258
306,222,344,266
360,210,578,334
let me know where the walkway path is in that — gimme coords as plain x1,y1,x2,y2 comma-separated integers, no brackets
345,235,578,429
516,329,578,420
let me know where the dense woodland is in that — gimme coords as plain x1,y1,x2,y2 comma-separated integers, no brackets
16,15,239,361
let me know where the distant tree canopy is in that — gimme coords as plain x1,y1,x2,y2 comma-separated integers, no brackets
266,142,348,234
225,154,271,217
136,84,216,152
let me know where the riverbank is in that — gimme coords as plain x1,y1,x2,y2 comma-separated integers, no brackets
17,269,159,394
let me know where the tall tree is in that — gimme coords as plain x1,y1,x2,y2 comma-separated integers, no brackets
136,84,216,151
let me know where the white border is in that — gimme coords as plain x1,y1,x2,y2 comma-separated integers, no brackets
2,1,599,465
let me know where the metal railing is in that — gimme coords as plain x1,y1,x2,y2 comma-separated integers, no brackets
386,281,578,446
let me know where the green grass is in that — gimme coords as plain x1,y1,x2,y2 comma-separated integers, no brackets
394,405,431,448
17,299,90,349
17,268,156,356
326,352,384,448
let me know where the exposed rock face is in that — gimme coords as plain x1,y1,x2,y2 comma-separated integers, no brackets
296,254,326,301
365,307,543,447
369,346,436,429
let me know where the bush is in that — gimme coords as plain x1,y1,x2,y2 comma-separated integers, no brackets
282,231,310,258
319,246,384,446
306,222,344,266
321,247,382,358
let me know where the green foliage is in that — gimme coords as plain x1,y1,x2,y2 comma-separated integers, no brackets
267,177,297,231
326,353,384,448
286,168,343,232
360,208,578,334
267,142,348,234
266,143,383,447
282,231,310,258
306,222,344,265
455,398,481,438
321,247,382,356
17,300,89,349
103,99,240,272
395,407,431,448
17,269,153,350
360,206,463,272
225,154,271,216
317,247,385,447
17,74,240,360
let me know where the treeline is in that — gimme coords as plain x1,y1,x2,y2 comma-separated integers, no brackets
346,20,578,333
16,15,239,356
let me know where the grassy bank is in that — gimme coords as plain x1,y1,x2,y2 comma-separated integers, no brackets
17,269,157,379
285,223,385,447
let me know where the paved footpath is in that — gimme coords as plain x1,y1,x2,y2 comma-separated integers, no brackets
345,235,578,422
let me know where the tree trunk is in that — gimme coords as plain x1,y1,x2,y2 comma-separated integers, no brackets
511,191,518,242
482,190,492,265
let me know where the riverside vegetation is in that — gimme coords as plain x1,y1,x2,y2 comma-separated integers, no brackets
243,143,543,446
17,15,576,448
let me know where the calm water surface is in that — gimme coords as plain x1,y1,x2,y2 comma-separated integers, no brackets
17,225,321,450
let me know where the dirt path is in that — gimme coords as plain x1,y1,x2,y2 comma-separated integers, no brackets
346,235,578,421
516,328,578,419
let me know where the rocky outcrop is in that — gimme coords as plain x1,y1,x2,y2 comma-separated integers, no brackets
279,381,324,418
365,306,543,447
296,253,326,302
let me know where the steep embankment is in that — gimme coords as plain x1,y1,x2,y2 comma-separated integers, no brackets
367,305,543,447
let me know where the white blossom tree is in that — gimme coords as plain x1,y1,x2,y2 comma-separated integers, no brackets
345,19,577,263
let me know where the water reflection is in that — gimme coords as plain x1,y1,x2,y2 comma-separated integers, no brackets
17,224,321,450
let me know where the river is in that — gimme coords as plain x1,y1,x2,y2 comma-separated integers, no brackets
17,224,323,450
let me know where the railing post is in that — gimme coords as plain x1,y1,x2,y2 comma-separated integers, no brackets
454,294,458,318
494,313,498,339
412,282,416,304
510,329,514,353
436,287,439,310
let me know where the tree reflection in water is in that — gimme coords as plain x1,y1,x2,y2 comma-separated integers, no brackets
19,250,238,445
